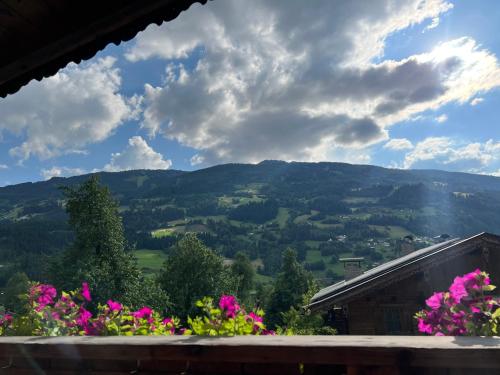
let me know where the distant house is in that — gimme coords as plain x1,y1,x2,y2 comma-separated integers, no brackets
308,232,500,335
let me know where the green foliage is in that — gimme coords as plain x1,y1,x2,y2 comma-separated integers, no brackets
187,296,271,336
231,251,255,304
120,277,171,314
158,234,235,319
279,280,335,335
49,176,141,305
267,248,313,328
2,272,30,314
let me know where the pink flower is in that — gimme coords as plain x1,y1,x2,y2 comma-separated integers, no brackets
31,284,57,310
107,300,122,312
262,329,276,335
426,292,444,310
248,311,263,323
449,277,468,303
76,308,92,327
81,282,91,302
133,306,153,319
0,314,13,326
417,318,433,334
219,295,240,318
163,318,173,325
51,312,61,320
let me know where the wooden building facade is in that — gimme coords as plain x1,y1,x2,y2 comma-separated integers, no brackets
309,232,500,335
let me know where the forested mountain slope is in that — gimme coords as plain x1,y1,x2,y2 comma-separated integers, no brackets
2,160,500,285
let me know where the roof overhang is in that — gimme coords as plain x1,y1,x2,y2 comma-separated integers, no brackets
0,0,207,98
308,232,500,312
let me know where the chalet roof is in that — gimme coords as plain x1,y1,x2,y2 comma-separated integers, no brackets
308,232,500,311
339,257,364,262
0,0,206,98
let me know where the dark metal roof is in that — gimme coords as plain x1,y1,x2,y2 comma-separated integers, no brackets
308,232,500,311
0,0,207,98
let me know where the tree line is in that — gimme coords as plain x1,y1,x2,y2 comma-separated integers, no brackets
1,177,331,333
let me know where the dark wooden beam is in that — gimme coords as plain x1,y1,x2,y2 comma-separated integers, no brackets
0,0,207,98
0,335,499,373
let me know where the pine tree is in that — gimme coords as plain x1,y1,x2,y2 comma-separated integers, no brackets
266,248,313,328
50,176,141,304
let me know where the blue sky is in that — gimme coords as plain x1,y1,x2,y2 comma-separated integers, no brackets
0,0,500,185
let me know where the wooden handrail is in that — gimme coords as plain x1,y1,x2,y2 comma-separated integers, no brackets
0,335,500,374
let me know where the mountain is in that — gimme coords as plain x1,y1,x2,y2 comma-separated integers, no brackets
2,160,500,284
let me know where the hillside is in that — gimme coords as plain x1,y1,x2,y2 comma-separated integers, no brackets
2,160,500,285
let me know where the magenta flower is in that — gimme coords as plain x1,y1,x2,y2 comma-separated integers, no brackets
107,300,122,312
248,311,263,323
163,318,173,325
76,307,92,327
426,292,444,310
262,329,276,335
449,276,468,303
81,282,92,302
51,312,61,320
163,317,176,333
30,284,57,310
417,318,433,334
0,314,13,326
219,295,240,318
133,306,153,319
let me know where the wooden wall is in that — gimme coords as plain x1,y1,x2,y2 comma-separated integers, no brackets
346,245,500,335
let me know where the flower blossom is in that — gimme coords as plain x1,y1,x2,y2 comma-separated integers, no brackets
133,306,153,319
81,282,92,302
426,292,444,310
107,300,122,312
219,295,240,318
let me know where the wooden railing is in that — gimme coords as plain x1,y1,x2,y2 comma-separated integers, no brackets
1,335,500,374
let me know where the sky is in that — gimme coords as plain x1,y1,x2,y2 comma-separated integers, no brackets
0,0,500,186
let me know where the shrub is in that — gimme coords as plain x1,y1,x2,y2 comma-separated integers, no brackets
0,282,274,337
187,295,274,336
415,269,500,336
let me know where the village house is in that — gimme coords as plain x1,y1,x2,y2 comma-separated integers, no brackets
309,232,500,335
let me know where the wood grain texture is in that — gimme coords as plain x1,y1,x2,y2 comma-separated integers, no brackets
0,335,499,370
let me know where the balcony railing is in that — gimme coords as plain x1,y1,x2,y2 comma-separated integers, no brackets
1,335,500,374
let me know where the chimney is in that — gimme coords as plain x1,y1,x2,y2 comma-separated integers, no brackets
399,235,415,256
340,257,364,280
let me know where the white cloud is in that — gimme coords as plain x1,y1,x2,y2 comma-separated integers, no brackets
190,154,205,166
103,136,172,172
470,97,484,106
0,164,8,169
124,0,482,164
384,138,414,151
435,114,448,123
0,57,135,161
424,17,440,32
403,137,500,172
41,166,86,180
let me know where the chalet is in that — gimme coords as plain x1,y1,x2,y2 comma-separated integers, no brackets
309,232,500,335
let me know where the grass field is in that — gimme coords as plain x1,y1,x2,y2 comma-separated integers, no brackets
276,207,289,228
133,249,167,274
151,228,176,238
369,225,412,239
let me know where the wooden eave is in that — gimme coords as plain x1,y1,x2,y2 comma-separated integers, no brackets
308,232,500,311
0,0,207,98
